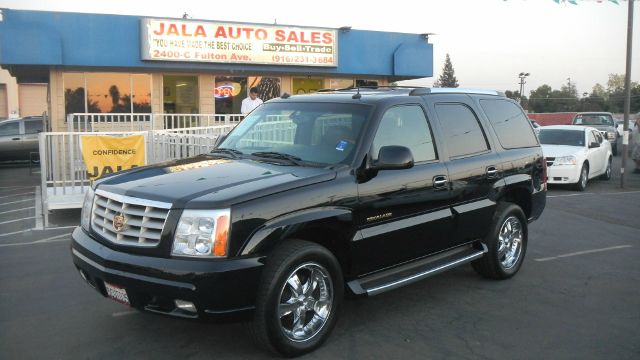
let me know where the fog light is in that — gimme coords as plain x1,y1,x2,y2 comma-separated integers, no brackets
175,299,197,313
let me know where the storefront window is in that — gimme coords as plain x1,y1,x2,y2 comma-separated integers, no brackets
87,73,130,113
64,73,151,117
292,78,324,94
356,79,379,87
329,79,354,89
164,75,199,114
64,73,91,116
132,74,152,113
215,76,247,114
248,77,281,102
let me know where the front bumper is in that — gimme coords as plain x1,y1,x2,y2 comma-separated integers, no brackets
71,227,263,321
547,165,580,184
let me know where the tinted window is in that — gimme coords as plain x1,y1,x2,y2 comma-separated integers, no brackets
539,129,585,147
371,105,437,163
480,99,538,148
0,122,19,136
574,114,614,126
435,104,488,158
25,120,43,134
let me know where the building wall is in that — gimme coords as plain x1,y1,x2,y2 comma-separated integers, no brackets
0,69,19,119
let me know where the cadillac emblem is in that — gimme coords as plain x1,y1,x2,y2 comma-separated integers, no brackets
112,213,126,232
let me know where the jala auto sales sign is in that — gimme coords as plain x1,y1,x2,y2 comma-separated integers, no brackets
141,19,338,67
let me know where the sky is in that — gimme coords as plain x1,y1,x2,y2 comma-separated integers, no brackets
1,0,638,96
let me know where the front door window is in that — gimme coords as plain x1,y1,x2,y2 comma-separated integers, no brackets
163,75,199,114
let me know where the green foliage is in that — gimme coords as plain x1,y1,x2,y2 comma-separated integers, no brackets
525,74,640,113
434,54,459,88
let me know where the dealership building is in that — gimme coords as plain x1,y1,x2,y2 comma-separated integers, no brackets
0,8,433,131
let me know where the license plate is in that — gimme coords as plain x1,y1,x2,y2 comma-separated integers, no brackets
104,282,130,306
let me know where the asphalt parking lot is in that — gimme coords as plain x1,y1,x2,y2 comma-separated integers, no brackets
1,158,639,359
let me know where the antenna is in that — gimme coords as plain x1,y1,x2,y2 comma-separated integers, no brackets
352,87,361,99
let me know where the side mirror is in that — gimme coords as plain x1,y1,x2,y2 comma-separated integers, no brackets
589,141,600,148
373,146,414,170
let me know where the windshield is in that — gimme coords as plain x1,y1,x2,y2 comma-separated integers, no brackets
219,102,371,166
573,114,614,126
539,129,585,147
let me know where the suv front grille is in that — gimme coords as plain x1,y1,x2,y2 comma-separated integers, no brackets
91,190,171,247
546,157,555,167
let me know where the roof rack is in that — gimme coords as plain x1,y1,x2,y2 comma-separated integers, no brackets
416,88,505,96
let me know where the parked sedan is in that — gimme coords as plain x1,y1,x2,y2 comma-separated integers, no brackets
539,125,612,191
0,116,43,161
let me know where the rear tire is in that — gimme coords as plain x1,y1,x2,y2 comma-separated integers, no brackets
247,240,343,357
472,202,527,280
575,163,588,191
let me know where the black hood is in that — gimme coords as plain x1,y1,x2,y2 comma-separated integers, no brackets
96,155,336,208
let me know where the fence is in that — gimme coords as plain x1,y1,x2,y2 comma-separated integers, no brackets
39,124,234,226
67,113,244,132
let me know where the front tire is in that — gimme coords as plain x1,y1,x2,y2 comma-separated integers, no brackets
575,163,589,191
248,240,343,357
472,202,527,280
601,157,612,180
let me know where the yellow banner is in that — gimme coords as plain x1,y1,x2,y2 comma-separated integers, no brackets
81,135,146,180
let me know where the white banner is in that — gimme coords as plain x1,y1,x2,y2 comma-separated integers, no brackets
141,19,337,67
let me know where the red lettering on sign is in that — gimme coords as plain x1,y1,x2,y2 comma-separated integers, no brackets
153,22,165,35
194,25,207,37
166,23,179,36
322,32,334,44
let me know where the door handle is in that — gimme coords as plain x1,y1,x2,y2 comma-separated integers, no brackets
486,166,499,178
433,175,448,190
12,138,21,141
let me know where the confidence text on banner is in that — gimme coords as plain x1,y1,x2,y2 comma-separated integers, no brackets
81,135,146,180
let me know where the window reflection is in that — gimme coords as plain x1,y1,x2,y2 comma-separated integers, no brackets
133,74,152,113
63,73,151,117
87,73,130,113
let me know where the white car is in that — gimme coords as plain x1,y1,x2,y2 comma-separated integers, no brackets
539,125,612,191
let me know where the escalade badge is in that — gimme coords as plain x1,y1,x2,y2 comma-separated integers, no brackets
112,214,126,232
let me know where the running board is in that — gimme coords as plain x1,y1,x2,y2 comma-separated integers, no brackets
348,243,488,296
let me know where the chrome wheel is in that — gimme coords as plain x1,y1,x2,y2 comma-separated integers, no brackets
497,216,523,269
606,160,612,178
278,262,333,342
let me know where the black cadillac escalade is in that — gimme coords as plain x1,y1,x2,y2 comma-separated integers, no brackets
71,87,546,356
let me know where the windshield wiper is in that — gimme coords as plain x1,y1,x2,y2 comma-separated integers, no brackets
251,151,305,166
210,148,244,159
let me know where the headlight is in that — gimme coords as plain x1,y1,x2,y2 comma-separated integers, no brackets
607,131,616,140
81,187,95,231
554,155,577,166
171,209,230,258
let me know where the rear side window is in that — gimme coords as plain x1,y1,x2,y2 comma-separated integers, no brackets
435,103,489,158
480,99,538,149
25,120,43,134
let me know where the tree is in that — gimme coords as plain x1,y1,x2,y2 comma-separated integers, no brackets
434,54,459,88
109,85,121,112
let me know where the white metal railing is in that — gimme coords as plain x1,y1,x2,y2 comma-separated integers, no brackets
67,113,244,132
39,125,234,226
